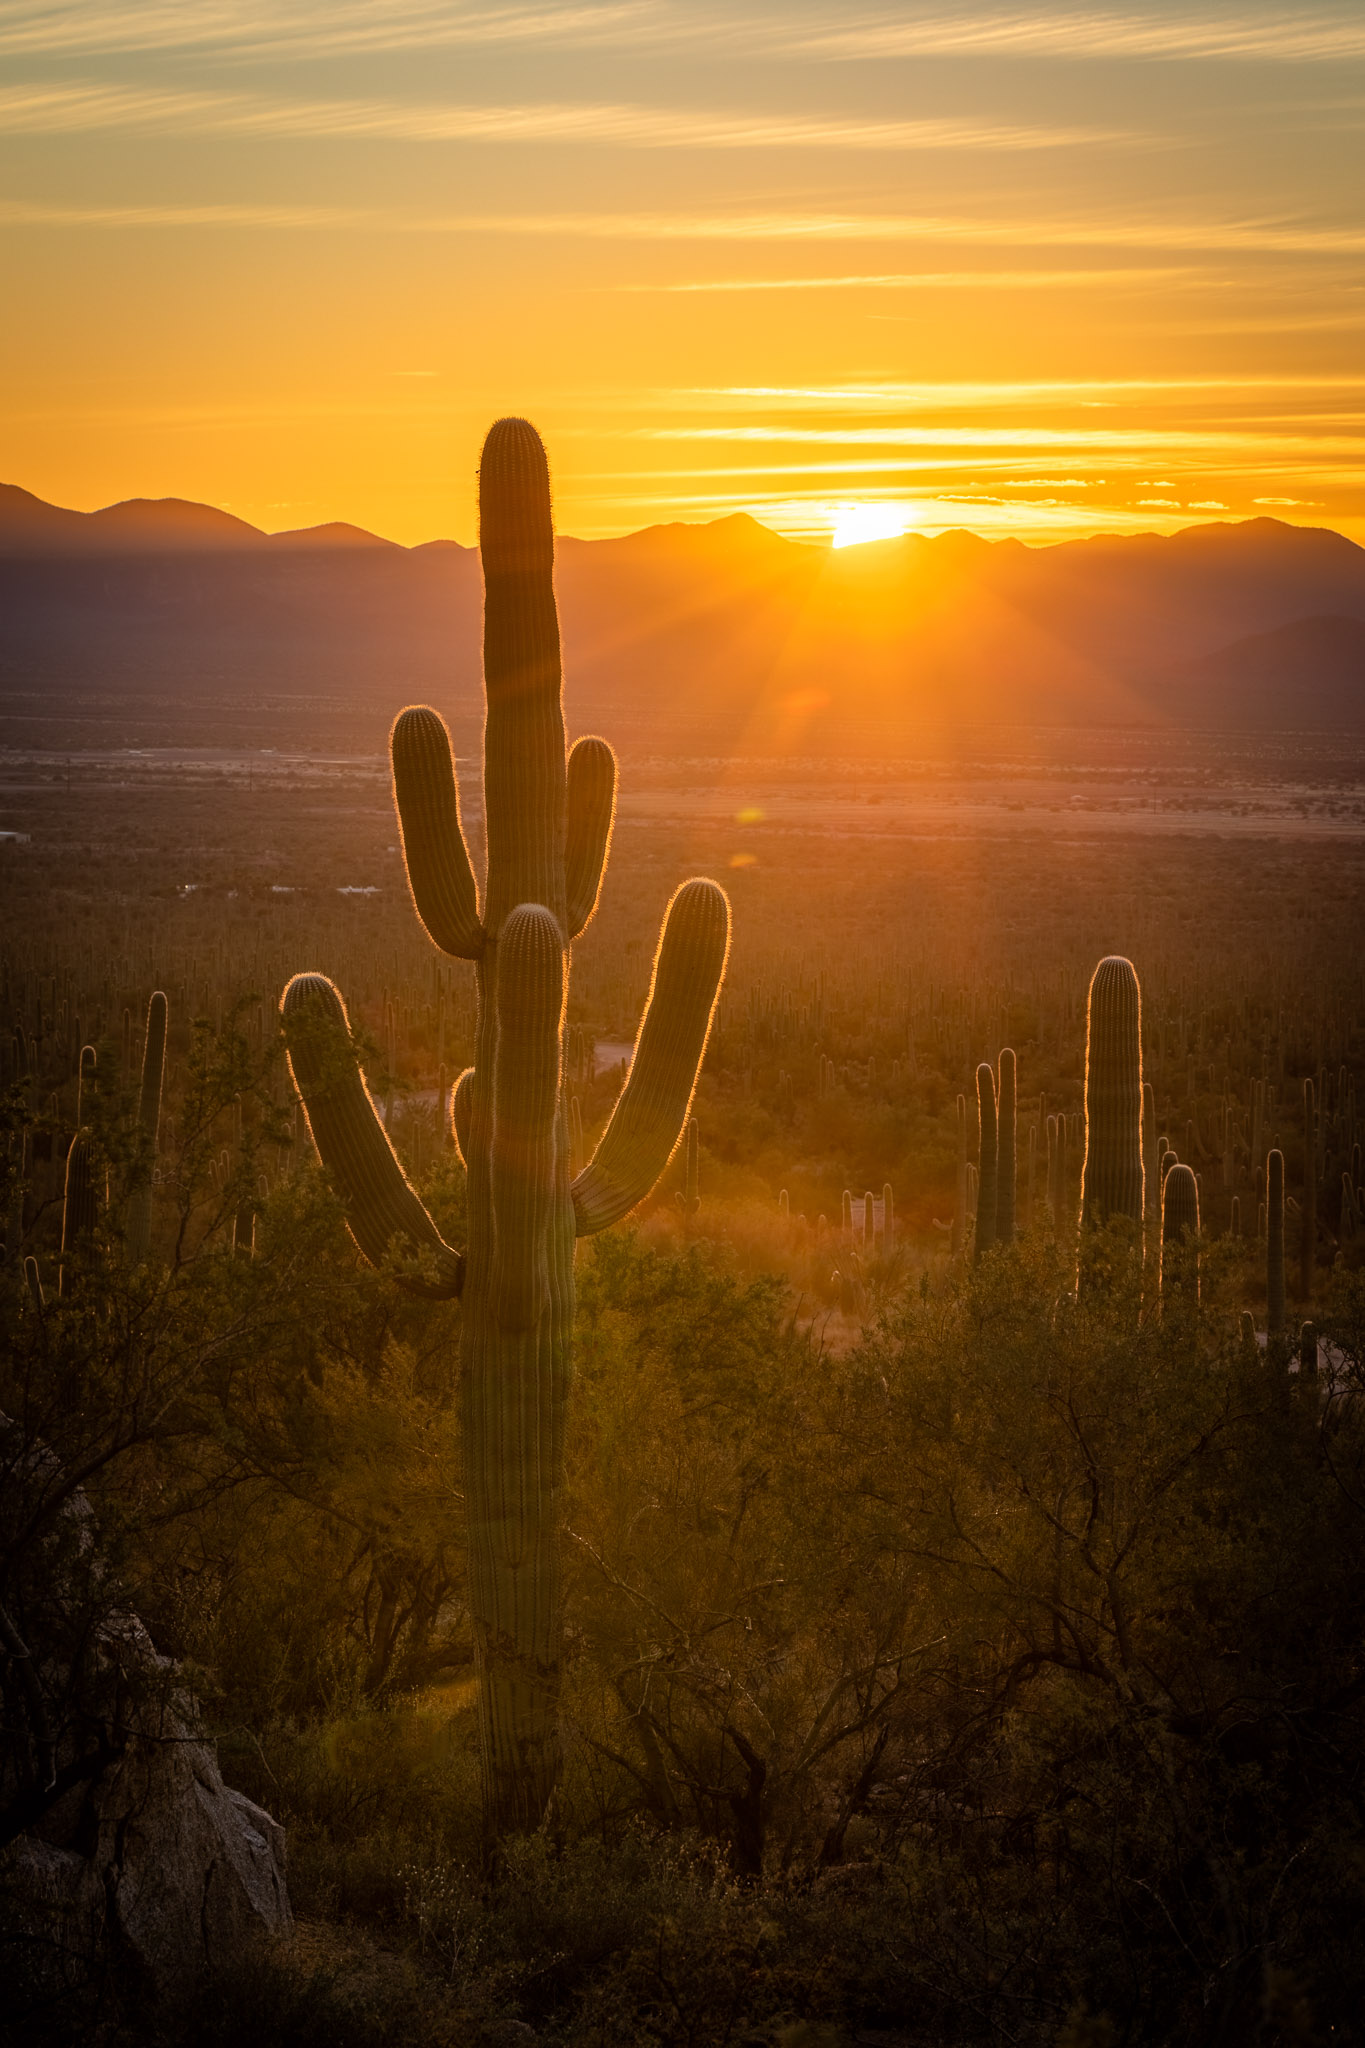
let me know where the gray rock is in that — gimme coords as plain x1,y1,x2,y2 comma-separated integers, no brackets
2,1421,291,2013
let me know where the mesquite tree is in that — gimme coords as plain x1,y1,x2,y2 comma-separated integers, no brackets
281,419,730,1835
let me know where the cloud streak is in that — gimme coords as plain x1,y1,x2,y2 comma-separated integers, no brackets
0,79,1126,149
799,9,1365,63
0,1,663,61
626,265,1196,292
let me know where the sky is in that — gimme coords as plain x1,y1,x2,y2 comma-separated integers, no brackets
2,1,1364,546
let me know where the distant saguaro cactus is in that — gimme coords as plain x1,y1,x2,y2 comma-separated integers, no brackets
1301,1076,1317,1304
996,1048,1016,1245
1266,1147,1286,1339
952,1093,967,1255
126,991,167,1264
1080,957,1145,1230
974,1061,998,1261
281,419,730,1838
1159,1162,1200,1299
60,1134,97,1293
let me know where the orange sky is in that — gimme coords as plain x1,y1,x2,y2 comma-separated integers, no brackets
3,3,1364,546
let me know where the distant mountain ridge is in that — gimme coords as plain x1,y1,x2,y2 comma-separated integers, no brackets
2,482,1364,748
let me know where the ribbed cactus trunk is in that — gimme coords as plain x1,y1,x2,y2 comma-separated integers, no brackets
1080,957,1145,1230
282,419,729,1841
460,423,573,1831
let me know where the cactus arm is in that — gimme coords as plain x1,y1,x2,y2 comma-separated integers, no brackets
565,737,617,938
281,973,464,1301
391,707,484,960
572,879,730,1237
451,1066,474,1165
490,906,566,1330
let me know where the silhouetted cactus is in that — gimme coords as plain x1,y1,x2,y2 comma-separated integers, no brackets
1301,1076,1317,1304
1266,1147,1286,1338
974,1061,997,1261
952,1093,967,1255
281,418,729,1836
1159,1162,1200,1299
60,1134,96,1292
996,1047,1016,1245
126,991,166,1264
1080,957,1144,1229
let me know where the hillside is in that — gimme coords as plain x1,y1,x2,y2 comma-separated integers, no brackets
3,484,1364,751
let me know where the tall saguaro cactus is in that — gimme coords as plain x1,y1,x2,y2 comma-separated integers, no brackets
1080,956,1145,1230
281,419,730,1836
974,1061,998,1261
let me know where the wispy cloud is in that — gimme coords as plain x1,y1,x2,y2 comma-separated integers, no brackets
0,1,663,61
414,209,1365,254
3,2,1361,65
624,265,1196,292
0,80,1126,149
0,194,369,226
798,9,1365,64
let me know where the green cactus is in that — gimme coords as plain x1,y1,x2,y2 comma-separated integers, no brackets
281,418,729,1837
125,991,166,1264
974,1061,998,1261
1266,1147,1286,1339
1299,1319,1318,1383
995,1047,1016,1245
1080,956,1145,1229
1159,1161,1200,1299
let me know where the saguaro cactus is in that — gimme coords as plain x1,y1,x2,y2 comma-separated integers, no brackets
1266,1147,1286,1339
281,419,730,1836
974,1061,998,1261
1080,957,1145,1229
1301,1076,1317,1304
996,1048,1016,1246
126,990,166,1264
1159,1162,1200,1299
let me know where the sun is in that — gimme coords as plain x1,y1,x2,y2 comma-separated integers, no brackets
830,504,908,550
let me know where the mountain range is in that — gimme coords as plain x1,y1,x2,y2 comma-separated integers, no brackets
2,482,1363,753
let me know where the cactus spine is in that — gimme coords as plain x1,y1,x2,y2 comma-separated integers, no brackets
974,1061,998,1261
1266,1147,1286,1339
1080,956,1145,1229
996,1047,1016,1245
281,419,729,1837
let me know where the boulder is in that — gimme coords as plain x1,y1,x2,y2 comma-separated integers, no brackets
1,1424,291,2017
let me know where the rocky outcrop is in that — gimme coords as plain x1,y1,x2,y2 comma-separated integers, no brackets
1,1425,291,2018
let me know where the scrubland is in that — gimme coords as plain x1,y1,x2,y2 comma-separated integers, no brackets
4,728,1365,2046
